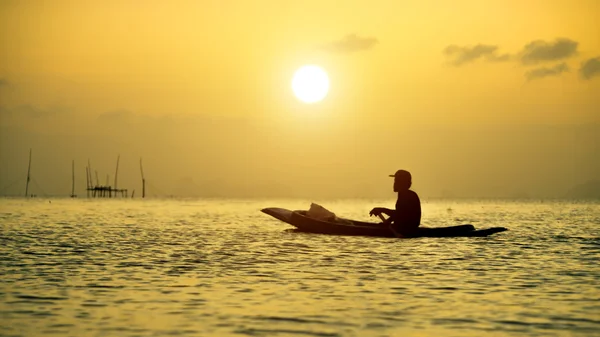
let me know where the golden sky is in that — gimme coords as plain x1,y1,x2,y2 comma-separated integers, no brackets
1,0,599,198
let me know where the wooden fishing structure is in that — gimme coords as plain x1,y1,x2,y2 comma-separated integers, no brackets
85,155,128,198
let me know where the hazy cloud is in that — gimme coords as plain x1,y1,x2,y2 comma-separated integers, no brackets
0,78,8,87
97,109,135,125
13,104,59,118
0,104,70,128
444,44,510,66
321,34,378,53
96,109,182,136
525,63,569,81
579,56,600,80
520,38,578,65
488,53,511,62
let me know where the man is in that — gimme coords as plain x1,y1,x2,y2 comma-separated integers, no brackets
370,169,421,237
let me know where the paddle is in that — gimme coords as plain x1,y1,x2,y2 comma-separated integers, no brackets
377,213,402,238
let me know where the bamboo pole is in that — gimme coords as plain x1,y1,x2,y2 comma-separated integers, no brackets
71,160,76,198
24,149,32,197
114,155,120,189
140,158,146,198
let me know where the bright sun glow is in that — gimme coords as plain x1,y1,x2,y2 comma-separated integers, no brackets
292,65,330,104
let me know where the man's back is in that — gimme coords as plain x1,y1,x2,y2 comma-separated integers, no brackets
394,189,421,234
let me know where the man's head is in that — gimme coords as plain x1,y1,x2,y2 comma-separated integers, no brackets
389,169,412,192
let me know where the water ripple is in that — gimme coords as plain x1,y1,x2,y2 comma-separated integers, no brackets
0,198,599,336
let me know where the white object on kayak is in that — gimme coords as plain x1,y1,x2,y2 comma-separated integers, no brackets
306,203,354,225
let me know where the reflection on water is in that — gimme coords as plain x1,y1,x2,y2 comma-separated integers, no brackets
1,198,599,336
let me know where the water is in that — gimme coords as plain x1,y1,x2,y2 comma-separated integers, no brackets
1,198,599,337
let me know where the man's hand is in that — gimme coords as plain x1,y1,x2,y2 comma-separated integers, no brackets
369,207,387,217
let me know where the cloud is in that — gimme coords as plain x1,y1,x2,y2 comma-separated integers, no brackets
96,109,181,135
0,104,71,128
488,53,511,62
321,34,378,53
0,78,8,87
520,38,578,65
13,104,60,118
97,109,135,125
443,44,510,66
579,56,600,80
525,63,569,81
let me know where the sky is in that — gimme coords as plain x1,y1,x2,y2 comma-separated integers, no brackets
1,0,599,199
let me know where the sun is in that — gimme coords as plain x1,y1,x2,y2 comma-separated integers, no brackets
291,65,330,104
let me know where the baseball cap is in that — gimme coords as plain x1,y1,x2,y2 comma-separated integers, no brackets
389,170,411,179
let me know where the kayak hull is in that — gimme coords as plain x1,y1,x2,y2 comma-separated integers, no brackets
261,207,507,238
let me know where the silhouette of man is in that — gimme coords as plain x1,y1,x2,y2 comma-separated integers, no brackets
370,169,421,237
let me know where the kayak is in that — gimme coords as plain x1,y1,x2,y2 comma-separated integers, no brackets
261,207,508,238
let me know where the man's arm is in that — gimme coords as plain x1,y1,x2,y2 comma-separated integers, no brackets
369,207,394,217
370,207,403,237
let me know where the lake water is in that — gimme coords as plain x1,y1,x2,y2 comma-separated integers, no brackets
1,198,599,336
